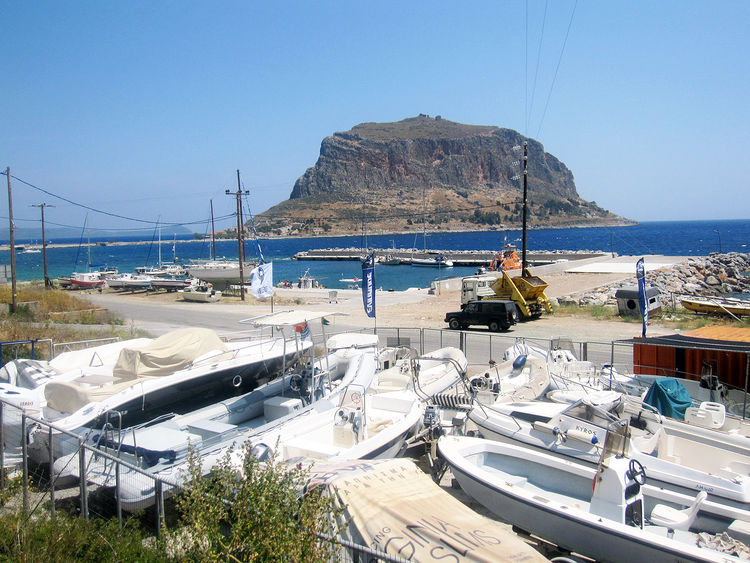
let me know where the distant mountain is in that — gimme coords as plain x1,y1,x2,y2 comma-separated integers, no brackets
256,115,632,237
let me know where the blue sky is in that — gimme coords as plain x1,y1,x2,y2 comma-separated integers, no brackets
2,0,748,235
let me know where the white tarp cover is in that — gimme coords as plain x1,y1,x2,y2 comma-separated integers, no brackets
49,338,152,374
112,328,228,379
309,458,546,563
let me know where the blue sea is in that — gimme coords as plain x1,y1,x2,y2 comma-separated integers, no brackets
3,220,749,291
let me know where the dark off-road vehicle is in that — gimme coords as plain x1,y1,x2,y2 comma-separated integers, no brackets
444,299,519,332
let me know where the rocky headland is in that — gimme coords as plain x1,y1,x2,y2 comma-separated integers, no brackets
256,115,632,237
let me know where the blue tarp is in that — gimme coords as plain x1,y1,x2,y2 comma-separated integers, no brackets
642,378,694,420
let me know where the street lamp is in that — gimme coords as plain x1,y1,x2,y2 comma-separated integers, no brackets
714,229,722,253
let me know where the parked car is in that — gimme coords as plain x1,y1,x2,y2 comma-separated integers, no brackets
444,300,518,332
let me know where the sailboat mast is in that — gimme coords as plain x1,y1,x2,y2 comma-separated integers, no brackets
210,199,216,260
157,219,162,267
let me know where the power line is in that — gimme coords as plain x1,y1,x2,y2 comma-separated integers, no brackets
0,171,236,229
535,0,578,138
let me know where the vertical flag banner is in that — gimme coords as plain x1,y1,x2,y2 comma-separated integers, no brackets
361,252,376,318
250,262,274,298
636,257,648,338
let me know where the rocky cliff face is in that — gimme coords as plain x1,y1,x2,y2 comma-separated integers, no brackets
291,116,576,201
258,116,628,237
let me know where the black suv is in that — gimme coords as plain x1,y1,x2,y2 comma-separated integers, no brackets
444,299,518,332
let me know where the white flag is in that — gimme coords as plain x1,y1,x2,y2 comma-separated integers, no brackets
250,262,273,298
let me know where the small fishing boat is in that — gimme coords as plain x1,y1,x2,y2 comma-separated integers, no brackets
181,281,221,302
438,428,749,562
468,396,750,512
68,271,107,289
411,254,454,267
681,297,750,317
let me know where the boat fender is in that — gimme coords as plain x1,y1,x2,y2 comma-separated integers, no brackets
512,355,527,371
565,428,599,445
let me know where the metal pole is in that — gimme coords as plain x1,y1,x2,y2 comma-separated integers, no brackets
116,462,122,527
32,203,54,287
0,402,4,490
521,142,528,275
49,426,55,517
78,444,88,519
21,415,29,513
226,172,249,301
209,199,216,260
155,479,164,536
7,167,17,313
743,353,749,420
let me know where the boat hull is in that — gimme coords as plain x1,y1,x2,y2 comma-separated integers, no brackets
439,437,737,563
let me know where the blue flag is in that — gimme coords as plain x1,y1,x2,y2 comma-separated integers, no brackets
361,252,376,318
636,257,648,338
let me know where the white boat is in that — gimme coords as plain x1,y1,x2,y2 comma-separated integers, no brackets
438,430,749,562
467,354,550,403
186,260,256,289
106,273,154,291
411,254,453,267
469,397,750,512
180,282,221,302
3,323,316,463
370,346,467,398
58,332,422,511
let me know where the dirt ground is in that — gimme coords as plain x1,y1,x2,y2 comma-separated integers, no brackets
86,269,672,343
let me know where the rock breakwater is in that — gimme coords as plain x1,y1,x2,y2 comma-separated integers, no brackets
562,253,750,308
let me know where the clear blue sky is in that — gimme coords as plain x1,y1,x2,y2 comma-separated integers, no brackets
2,0,748,235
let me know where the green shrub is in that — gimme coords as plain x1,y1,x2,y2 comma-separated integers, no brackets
171,443,341,562
0,512,169,562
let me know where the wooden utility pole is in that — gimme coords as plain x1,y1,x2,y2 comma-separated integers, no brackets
6,167,17,312
226,170,249,300
31,203,54,287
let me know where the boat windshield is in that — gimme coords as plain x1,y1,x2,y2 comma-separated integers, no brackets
598,419,630,467
563,400,620,429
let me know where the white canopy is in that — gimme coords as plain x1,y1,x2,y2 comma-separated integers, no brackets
239,310,345,327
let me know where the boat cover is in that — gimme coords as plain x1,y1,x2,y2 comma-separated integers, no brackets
112,328,228,379
309,458,546,562
642,378,693,420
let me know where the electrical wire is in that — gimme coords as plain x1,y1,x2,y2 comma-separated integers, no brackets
535,0,578,138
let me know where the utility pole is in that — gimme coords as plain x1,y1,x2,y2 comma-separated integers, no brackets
521,141,528,275
6,167,17,312
31,203,54,287
226,170,249,300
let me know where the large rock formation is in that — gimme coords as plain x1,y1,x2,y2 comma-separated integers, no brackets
257,115,629,237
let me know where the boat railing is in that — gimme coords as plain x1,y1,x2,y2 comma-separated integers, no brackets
52,337,119,358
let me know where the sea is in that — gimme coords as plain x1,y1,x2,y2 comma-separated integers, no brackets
3,220,749,292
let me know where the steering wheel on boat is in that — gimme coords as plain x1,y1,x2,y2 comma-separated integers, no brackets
627,459,647,485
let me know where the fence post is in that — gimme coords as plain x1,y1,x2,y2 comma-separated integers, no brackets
155,479,164,536
582,342,588,361
78,444,88,520
420,328,424,355
21,415,29,513
116,462,122,528
49,426,56,517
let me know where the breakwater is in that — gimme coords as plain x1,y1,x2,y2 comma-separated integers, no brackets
293,248,605,267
